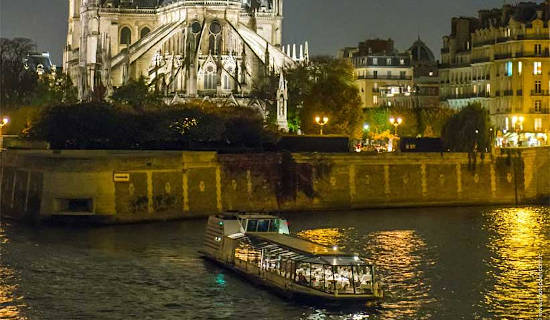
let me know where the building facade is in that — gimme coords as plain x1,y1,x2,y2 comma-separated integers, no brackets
63,0,303,116
440,1,550,146
340,38,439,110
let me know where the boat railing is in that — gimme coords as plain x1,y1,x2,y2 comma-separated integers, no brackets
233,239,375,296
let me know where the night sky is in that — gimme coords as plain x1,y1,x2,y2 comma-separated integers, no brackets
1,0,509,65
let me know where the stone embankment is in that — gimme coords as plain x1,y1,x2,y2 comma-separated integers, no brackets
1,148,548,223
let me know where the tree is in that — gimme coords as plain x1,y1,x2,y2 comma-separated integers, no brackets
111,76,163,110
298,58,363,138
442,103,491,152
0,38,38,107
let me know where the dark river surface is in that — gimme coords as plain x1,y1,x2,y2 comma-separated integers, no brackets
1,206,549,319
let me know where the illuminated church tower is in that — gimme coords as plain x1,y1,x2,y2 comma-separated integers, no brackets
64,0,305,127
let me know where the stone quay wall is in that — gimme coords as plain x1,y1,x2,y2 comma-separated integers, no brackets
1,148,548,223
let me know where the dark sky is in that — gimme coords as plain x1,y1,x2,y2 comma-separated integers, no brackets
1,0,508,65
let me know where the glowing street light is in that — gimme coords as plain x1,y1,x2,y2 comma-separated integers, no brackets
315,116,329,135
389,117,403,136
0,117,9,150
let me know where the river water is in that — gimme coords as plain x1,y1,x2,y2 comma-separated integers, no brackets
0,206,548,319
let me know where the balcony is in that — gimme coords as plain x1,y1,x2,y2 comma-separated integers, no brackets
494,53,513,60
471,57,490,64
516,34,550,41
515,50,550,58
357,75,412,80
531,90,550,96
530,108,550,114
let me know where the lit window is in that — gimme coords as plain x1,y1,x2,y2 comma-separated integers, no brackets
518,61,522,75
400,59,405,65
372,58,378,65
534,62,542,75
373,95,378,104
505,117,509,131
486,83,491,94
506,61,513,76
534,118,542,131
387,58,392,65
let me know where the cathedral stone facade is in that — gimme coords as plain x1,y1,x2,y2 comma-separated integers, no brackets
64,0,305,129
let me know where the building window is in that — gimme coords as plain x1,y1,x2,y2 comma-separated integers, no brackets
387,71,392,78
372,58,378,65
506,61,513,76
535,44,542,55
486,83,491,94
518,61,522,75
386,58,392,65
400,59,405,65
373,95,378,105
535,100,542,112
535,80,542,93
140,27,151,39
535,118,542,131
120,27,132,45
400,71,406,79
505,117,509,131
534,62,542,75
373,71,378,79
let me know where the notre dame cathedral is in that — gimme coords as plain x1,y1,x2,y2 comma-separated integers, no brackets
63,0,309,130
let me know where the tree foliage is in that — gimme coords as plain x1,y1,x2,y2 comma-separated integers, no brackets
111,76,163,110
0,38,38,107
442,103,491,152
251,57,363,137
29,102,274,150
364,106,455,138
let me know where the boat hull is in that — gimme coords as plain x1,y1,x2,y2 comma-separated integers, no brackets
201,253,383,305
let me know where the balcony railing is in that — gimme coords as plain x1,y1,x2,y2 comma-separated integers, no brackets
357,75,412,80
516,50,550,58
531,90,550,96
471,57,490,64
530,108,550,114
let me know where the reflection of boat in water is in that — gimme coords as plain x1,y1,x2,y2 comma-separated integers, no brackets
201,213,384,303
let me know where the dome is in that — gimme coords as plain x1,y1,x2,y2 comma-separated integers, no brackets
409,38,435,63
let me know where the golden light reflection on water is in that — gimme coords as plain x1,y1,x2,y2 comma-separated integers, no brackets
297,227,435,318
482,207,549,318
0,225,28,320
296,228,348,248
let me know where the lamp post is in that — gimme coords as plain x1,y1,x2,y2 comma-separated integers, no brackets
0,117,9,150
315,116,329,135
389,117,403,136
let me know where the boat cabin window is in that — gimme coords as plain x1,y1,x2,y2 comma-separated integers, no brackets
246,219,258,232
246,219,280,232
257,220,269,232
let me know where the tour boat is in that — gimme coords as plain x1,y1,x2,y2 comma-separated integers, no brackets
201,213,384,303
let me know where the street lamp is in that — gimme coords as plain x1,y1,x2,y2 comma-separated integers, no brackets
389,117,403,136
315,116,329,135
0,117,9,150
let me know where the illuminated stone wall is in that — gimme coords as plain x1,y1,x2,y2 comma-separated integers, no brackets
1,148,548,223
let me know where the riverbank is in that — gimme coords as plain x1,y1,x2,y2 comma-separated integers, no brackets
1,148,549,223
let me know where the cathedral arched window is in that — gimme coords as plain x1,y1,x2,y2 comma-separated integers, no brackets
140,27,151,39
209,21,222,55
120,27,132,45
204,65,217,90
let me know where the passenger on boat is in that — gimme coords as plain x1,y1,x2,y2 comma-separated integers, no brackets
297,272,308,285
